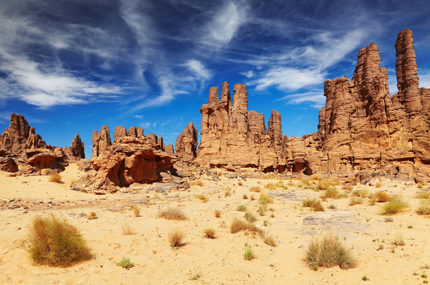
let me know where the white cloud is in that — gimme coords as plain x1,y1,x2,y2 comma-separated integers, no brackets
134,115,142,119
279,90,326,108
250,68,326,91
240,71,254,78
202,1,247,48
185,59,211,80
140,122,151,129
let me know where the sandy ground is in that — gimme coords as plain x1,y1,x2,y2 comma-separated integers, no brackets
1,165,430,285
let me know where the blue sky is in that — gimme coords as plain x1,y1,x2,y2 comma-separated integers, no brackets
1,0,430,158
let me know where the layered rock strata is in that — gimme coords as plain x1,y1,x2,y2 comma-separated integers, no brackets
175,122,198,164
190,29,430,181
75,125,177,193
0,114,84,173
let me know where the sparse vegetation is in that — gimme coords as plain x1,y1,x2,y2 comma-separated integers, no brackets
214,210,221,218
393,232,405,246
417,191,430,199
418,182,424,188
264,183,276,190
230,220,263,236
196,194,209,203
249,186,261,192
324,187,343,199
243,194,248,199
195,180,204,187
244,211,257,223
130,204,140,217
88,212,97,220
259,192,273,204
116,257,134,269
375,191,391,202
168,229,185,248
305,234,356,270
121,224,136,235
342,185,354,191
375,182,382,188
349,196,363,206
158,208,187,220
48,173,62,183
244,246,254,261
237,205,247,212
257,205,267,216
352,188,369,198
417,199,430,215
225,188,232,197
310,200,324,212
302,197,316,207
28,215,92,267
381,198,408,215
203,228,217,239
263,232,277,247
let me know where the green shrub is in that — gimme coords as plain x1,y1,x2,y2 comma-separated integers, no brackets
28,215,92,267
381,198,408,215
117,257,134,269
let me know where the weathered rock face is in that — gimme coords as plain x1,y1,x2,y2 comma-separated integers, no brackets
0,114,83,173
76,125,177,193
64,134,85,161
194,82,286,171
175,122,197,164
190,29,430,180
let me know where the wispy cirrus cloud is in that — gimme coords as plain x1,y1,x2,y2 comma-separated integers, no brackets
185,59,211,80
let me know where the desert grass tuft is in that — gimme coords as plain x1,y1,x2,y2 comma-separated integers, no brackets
417,199,430,215
263,232,277,247
249,186,261,192
257,205,267,216
158,207,187,220
418,182,424,188
168,229,185,248
342,185,353,191
324,187,342,199
196,194,209,203
195,180,204,187
349,197,363,206
224,188,232,197
214,210,221,218
236,205,247,212
230,220,263,236
244,211,257,223
130,204,140,217
416,191,430,199
87,212,98,220
380,198,408,215
264,183,276,190
28,215,92,267
244,247,254,260
393,232,405,246
203,228,217,239
259,192,274,204
375,191,391,202
375,182,382,188
302,197,316,207
48,173,62,183
352,188,369,198
121,224,136,235
305,234,356,270
310,200,324,212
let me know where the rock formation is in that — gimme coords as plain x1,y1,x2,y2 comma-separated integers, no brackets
194,82,285,171
175,122,197,164
74,125,179,194
188,29,430,182
0,113,84,174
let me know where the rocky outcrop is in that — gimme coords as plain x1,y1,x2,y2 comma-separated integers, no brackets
74,125,178,194
175,122,197,164
63,135,85,161
0,114,83,174
195,82,286,171
190,29,430,181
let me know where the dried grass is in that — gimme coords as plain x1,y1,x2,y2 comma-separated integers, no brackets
158,208,187,220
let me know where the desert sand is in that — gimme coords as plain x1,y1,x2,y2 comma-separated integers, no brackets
1,164,430,285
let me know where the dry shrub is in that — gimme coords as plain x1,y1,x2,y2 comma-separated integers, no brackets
264,183,276,190
301,178,311,186
310,200,324,212
122,224,136,235
375,191,391,202
393,232,405,246
238,182,243,186
168,229,185,248
349,197,363,206
244,211,257,223
314,180,330,191
225,188,232,197
196,194,209,203
380,198,408,215
203,228,217,239
324,187,342,199
195,180,204,187
28,215,92,267
249,186,261,192
130,204,140,217
259,192,274,204
257,205,267,216
311,176,322,181
352,188,369,198
243,194,248,199
263,232,277,247
342,185,353,191
87,212,97,220
417,199,430,215
49,173,62,183
416,191,430,199
214,210,221,218
417,182,424,189
250,195,255,200
158,208,187,220
230,220,263,236
368,194,377,205
302,197,316,207
305,234,356,270
236,205,247,211
375,182,382,188
287,181,295,187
